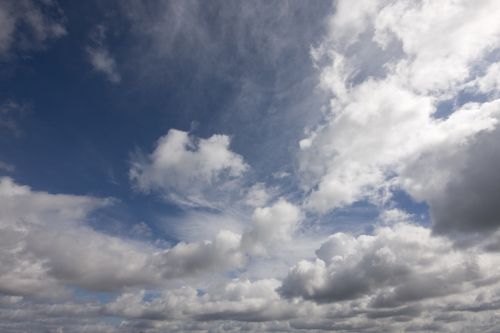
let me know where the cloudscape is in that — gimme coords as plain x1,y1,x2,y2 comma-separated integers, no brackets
2,1,500,332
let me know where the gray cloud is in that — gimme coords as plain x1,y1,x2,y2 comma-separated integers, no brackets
429,126,500,235
279,222,497,307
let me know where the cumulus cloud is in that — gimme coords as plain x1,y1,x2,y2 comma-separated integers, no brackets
0,177,262,298
10,219,499,332
156,230,245,279
0,0,66,58
280,222,500,316
426,126,500,234
241,199,301,256
0,177,160,296
299,0,500,230
105,278,295,323
280,223,488,303
130,129,248,207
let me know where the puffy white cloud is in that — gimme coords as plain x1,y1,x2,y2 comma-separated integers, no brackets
105,278,297,323
243,182,272,207
130,129,247,207
0,177,107,225
299,0,500,219
0,177,162,296
280,222,500,305
0,177,251,298
156,230,245,279
241,199,301,256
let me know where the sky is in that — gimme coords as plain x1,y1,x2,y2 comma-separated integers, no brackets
1,0,500,332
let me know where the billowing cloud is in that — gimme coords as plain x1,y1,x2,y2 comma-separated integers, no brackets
280,222,499,304
130,129,247,207
0,177,160,296
156,230,245,279
426,126,500,234
299,0,500,228
105,278,294,322
0,177,260,298
241,199,301,256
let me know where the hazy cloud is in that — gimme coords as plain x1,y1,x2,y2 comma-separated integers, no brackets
86,24,121,83
0,0,65,58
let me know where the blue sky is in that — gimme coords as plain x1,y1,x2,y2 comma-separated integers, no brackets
2,1,500,332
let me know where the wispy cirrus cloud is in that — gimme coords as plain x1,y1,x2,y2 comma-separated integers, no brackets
86,24,121,83
0,0,66,59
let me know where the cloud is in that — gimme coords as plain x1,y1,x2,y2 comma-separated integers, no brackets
156,230,245,279
0,177,253,297
86,24,121,83
0,0,66,58
241,199,301,256
298,0,500,232
243,182,272,207
0,100,30,137
105,278,294,323
5,1,500,332
130,129,248,207
115,1,330,183
279,222,499,305
0,160,14,173
0,177,161,296
425,125,500,235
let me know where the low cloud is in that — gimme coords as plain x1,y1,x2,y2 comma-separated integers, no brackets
130,129,247,208
280,222,499,306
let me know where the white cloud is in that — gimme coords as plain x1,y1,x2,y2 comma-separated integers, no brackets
0,177,252,297
244,182,272,207
155,230,245,279
280,222,500,306
105,278,297,323
299,0,500,216
130,129,248,207
241,199,301,256
0,177,162,296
